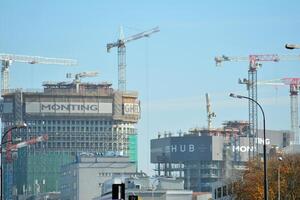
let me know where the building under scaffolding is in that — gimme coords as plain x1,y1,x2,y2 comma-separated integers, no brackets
151,121,290,192
0,81,140,199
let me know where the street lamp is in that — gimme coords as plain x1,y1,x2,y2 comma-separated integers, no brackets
285,44,300,49
229,93,268,200
277,156,283,200
151,178,160,200
1,122,27,200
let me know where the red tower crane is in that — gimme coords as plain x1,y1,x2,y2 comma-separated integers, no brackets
2,132,48,200
258,78,300,145
215,54,300,157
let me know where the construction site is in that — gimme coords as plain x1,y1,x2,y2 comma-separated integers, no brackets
150,53,300,194
1,78,141,197
0,26,160,200
150,121,290,192
0,10,300,199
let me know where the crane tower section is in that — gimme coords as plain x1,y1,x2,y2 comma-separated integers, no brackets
283,78,300,145
258,78,300,145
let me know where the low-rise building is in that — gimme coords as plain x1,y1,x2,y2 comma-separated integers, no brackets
60,153,136,200
98,175,193,200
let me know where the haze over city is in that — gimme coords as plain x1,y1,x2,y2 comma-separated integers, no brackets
1,0,300,192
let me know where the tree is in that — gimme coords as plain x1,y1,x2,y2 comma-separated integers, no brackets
232,153,300,200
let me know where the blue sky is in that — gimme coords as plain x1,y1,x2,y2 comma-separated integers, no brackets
1,0,300,174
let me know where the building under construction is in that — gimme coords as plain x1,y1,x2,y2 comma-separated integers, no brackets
151,121,290,192
0,80,140,199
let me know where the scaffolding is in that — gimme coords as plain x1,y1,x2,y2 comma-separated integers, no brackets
1,82,140,198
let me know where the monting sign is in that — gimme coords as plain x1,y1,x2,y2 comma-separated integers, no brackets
26,102,112,114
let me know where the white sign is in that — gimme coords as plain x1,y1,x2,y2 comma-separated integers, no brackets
167,144,195,153
232,146,255,152
232,137,271,152
123,103,140,115
26,102,112,114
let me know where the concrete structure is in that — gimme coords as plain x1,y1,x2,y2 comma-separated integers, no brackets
60,154,136,200
98,175,193,200
151,121,290,192
211,179,236,200
283,144,300,154
192,192,212,200
0,81,140,199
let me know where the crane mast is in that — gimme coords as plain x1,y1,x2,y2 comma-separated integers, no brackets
258,78,300,145
215,54,300,158
2,131,48,200
107,26,159,91
66,71,99,93
279,78,300,145
205,93,216,130
0,53,78,95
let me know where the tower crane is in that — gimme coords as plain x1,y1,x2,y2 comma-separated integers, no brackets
215,54,300,157
0,53,78,95
107,26,159,91
205,93,216,130
2,132,48,200
66,71,99,93
258,78,300,145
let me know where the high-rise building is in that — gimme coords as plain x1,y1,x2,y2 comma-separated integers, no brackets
0,81,140,199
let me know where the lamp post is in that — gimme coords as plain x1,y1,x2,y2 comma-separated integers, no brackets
285,44,300,49
229,93,268,200
277,156,283,200
151,178,160,200
1,122,27,200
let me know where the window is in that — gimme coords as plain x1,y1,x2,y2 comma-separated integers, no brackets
223,186,227,197
217,187,221,198
135,184,141,189
214,189,217,199
228,184,232,195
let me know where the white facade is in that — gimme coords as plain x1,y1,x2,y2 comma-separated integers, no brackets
60,155,136,200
